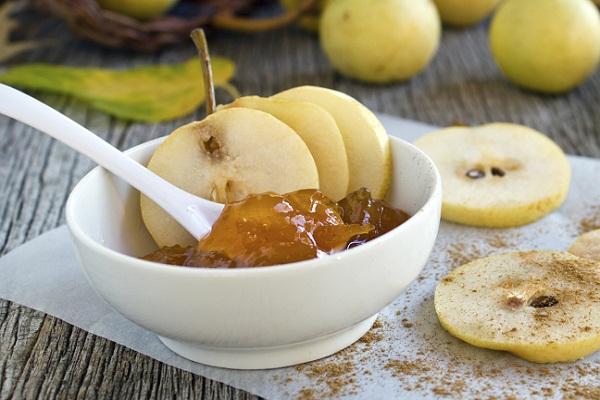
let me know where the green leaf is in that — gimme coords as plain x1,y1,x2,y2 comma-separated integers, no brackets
0,58,236,122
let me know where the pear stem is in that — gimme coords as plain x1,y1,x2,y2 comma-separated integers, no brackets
191,29,216,116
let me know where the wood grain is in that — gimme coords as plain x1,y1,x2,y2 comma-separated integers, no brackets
1,6,599,400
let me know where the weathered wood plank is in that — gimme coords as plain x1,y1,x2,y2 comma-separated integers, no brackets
1,6,599,400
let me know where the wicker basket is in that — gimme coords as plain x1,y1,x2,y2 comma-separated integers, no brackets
35,0,316,52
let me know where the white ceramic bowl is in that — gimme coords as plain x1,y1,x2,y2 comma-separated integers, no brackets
66,135,441,370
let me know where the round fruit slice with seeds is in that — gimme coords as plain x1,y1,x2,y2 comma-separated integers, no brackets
569,229,600,261
435,251,600,363
415,123,570,227
141,108,319,247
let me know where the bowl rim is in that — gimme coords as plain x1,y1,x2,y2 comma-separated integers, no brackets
65,135,441,277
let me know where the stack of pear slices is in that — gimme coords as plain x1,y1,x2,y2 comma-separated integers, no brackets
141,85,392,247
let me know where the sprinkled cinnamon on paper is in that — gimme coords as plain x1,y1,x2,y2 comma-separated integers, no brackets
446,242,487,268
293,319,386,397
385,359,431,377
562,384,600,399
296,388,317,400
401,318,414,328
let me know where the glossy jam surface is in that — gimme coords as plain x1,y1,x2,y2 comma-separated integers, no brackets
142,188,410,268
339,188,410,248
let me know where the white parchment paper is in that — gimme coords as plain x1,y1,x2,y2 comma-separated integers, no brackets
1,115,599,399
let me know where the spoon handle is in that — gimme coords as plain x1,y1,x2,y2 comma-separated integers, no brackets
0,84,222,239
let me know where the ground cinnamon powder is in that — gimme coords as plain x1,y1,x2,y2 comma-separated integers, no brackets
292,320,386,398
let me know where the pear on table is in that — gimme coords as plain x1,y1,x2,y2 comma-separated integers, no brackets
490,0,600,94
435,251,600,363
433,0,500,27
140,107,319,247
319,0,440,83
273,86,391,200
98,0,177,20
415,123,570,227
224,95,350,201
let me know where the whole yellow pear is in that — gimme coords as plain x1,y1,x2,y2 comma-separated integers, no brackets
490,0,600,93
98,0,178,21
320,0,441,83
433,0,500,26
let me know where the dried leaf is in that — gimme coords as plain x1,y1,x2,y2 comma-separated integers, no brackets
0,58,236,122
0,2,42,63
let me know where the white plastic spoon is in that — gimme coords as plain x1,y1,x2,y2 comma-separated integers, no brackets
0,83,224,239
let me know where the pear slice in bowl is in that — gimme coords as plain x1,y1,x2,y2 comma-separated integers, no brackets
224,96,350,201
140,107,319,247
273,86,391,199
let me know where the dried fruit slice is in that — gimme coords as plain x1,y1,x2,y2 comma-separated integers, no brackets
273,86,391,199
224,96,350,200
435,251,600,363
415,123,570,227
141,107,319,247
569,229,600,261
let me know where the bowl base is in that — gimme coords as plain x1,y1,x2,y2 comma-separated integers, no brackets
158,314,378,370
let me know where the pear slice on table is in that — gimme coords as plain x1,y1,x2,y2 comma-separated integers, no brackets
569,229,600,261
415,123,571,227
435,251,600,363
224,96,349,201
273,86,391,199
141,107,319,247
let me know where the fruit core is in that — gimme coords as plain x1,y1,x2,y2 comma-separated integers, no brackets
501,280,560,310
142,188,410,268
465,166,507,179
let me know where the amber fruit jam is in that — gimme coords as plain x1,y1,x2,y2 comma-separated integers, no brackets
142,188,409,268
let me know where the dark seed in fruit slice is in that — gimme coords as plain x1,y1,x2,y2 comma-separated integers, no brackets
529,295,559,308
491,166,506,177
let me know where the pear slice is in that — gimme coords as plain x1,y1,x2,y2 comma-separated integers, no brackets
273,86,391,199
415,123,571,227
435,251,600,363
569,229,600,261
140,107,319,247
224,96,350,201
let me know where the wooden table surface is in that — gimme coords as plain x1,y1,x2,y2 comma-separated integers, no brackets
1,5,600,399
